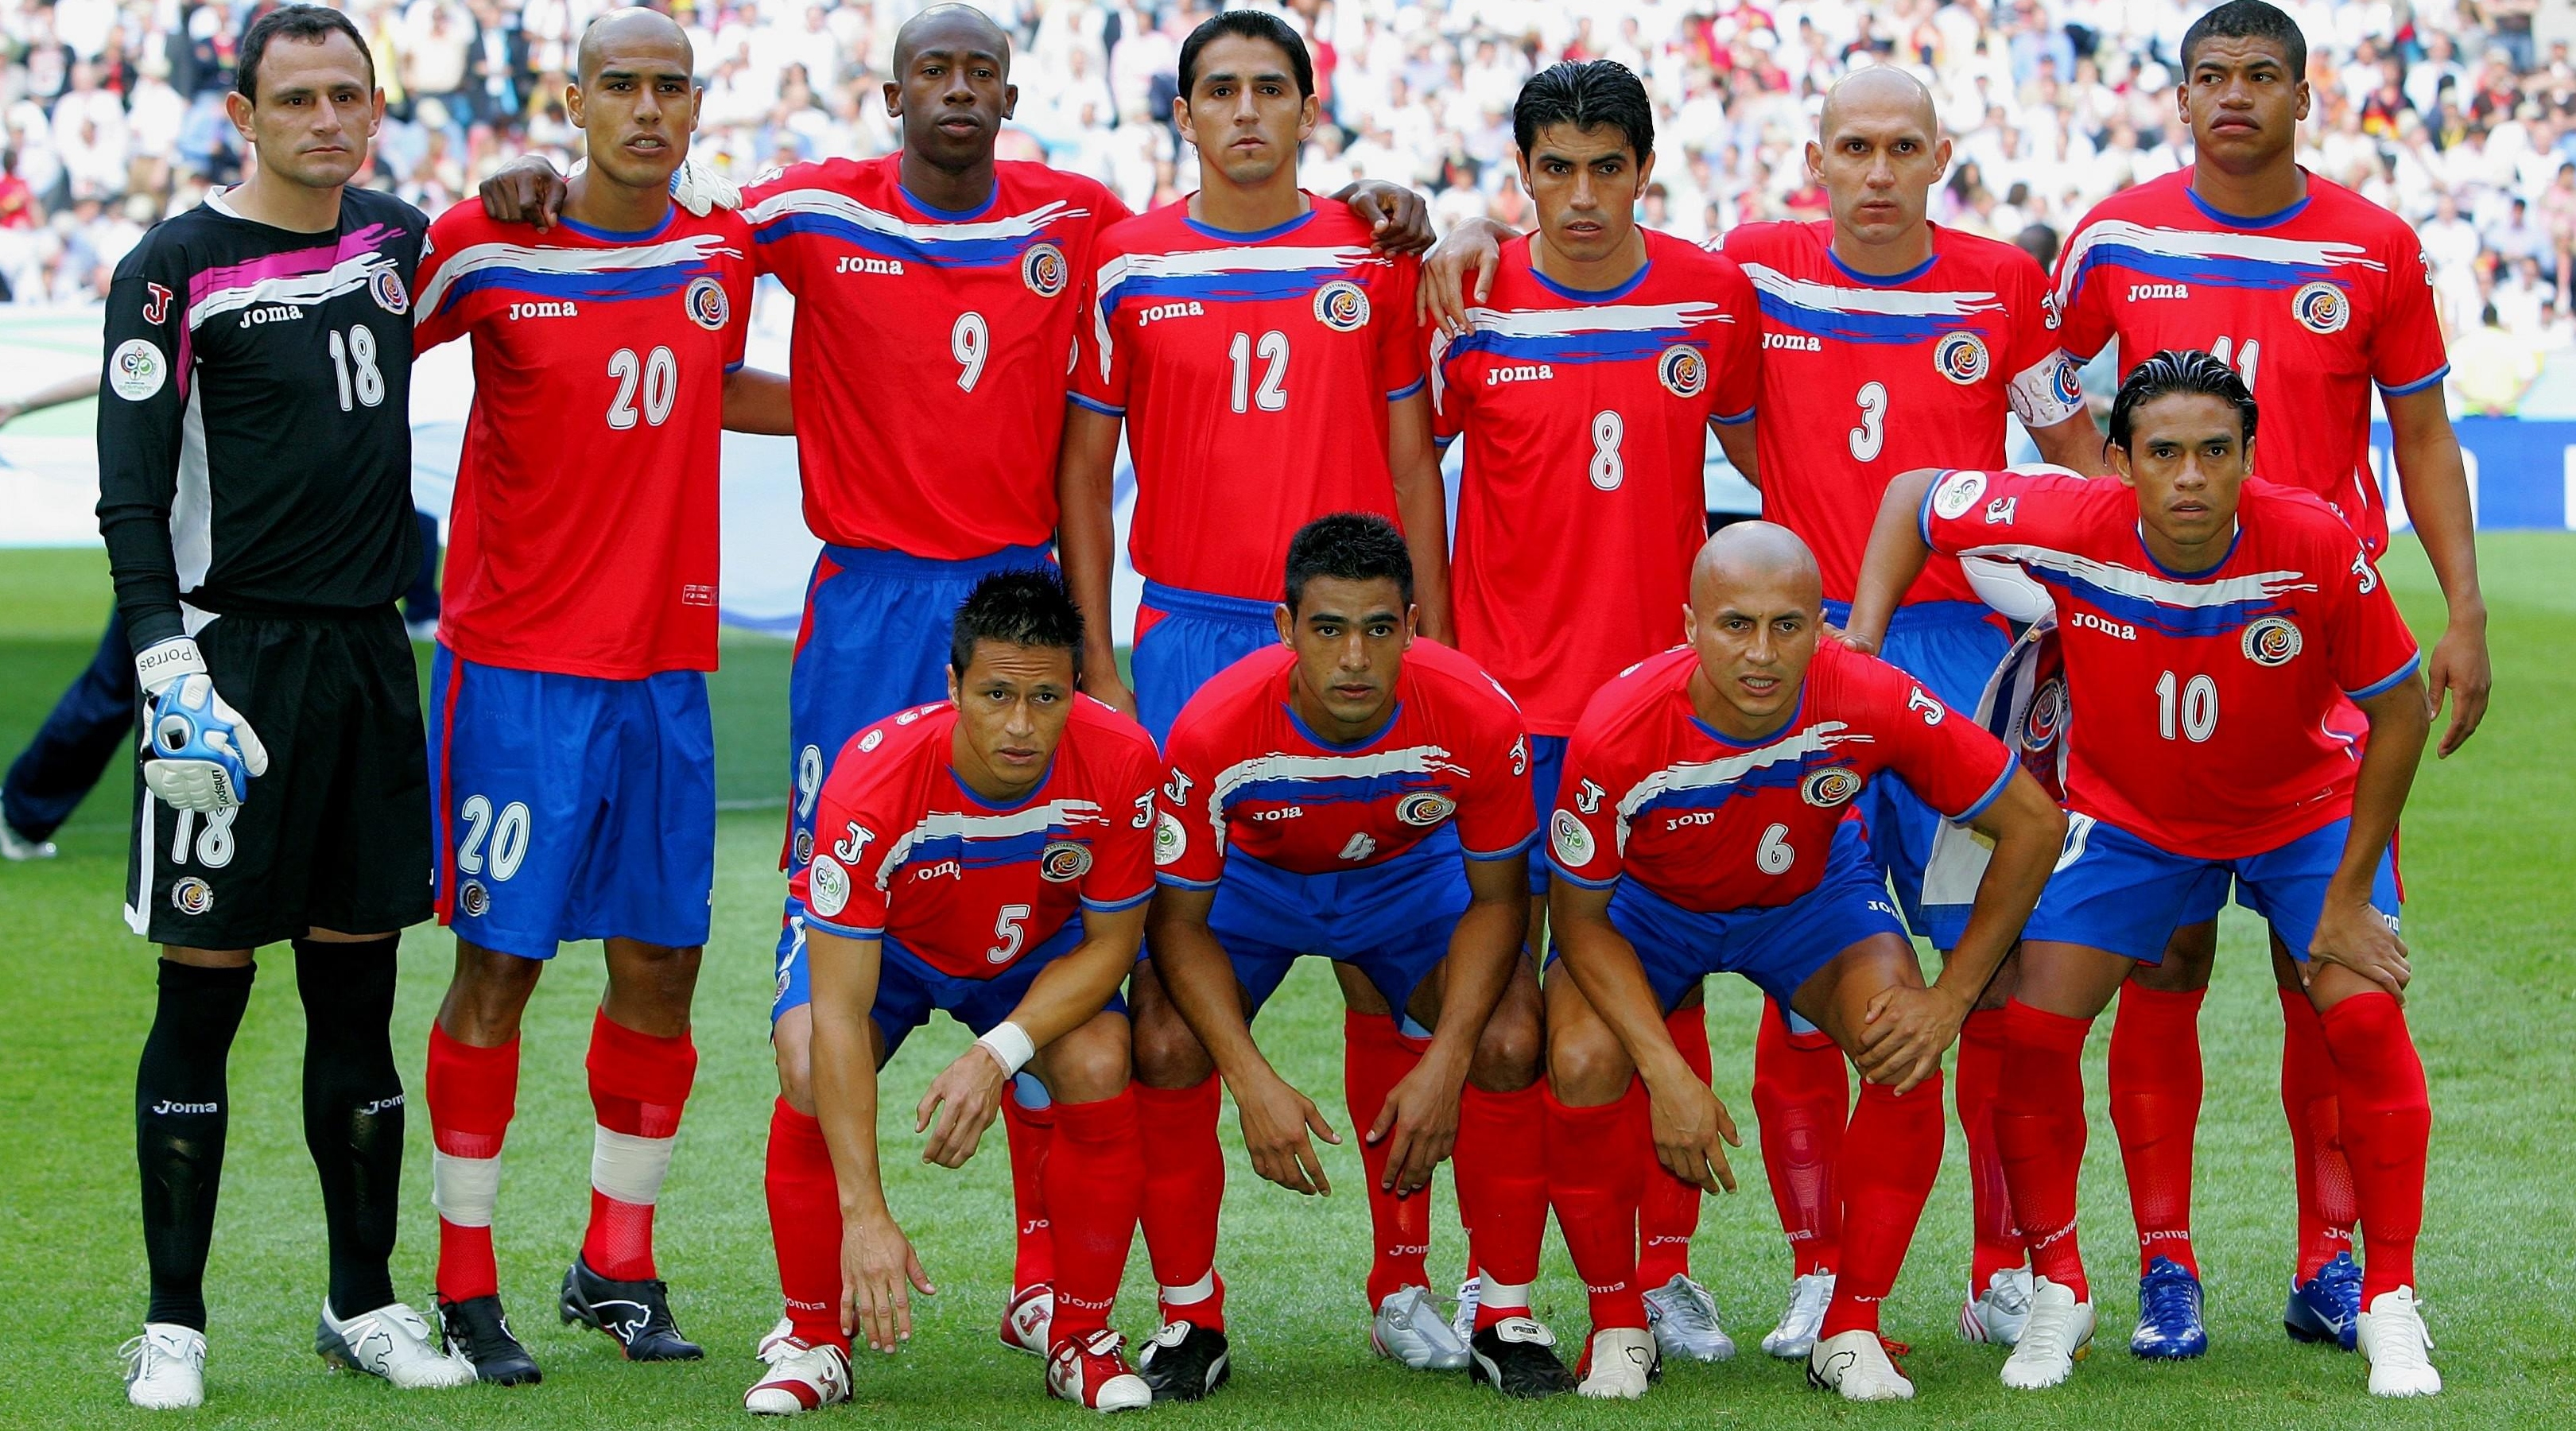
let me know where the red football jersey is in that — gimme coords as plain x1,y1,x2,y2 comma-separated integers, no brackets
1073,197,1426,602
740,156,1130,558
789,697,1163,979
1721,219,2083,606
414,202,754,678
1550,640,2014,911
1430,231,1761,735
1156,639,1534,885
2053,169,2448,556
1920,467,2423,859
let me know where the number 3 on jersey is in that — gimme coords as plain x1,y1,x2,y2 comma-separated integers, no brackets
1849,381,1887,461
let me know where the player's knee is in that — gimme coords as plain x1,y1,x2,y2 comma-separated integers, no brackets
1546,1018,1631,1105
1129,999,1215,1089
1468,1000,1543,1092
438,940,542,1042
1045,1017,1135,1103
774,1033,816,1114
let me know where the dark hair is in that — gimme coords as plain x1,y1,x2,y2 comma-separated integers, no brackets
2179,0,2306,79
1284,513,1414,612
236,5,375,104
1512,60,1655,162
2107,349,2256,451
2015,221,2060,271
949,568,1084,677
1179,10,1313,99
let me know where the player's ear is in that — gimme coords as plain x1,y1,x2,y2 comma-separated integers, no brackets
2294,79,2310,122
566,81,586,129
882,77,902,118
1001,81,1018,120
366,87,385,137
1296,91,1318,142
1173,93,1195,146
1680,602,1699,647
946,664,963,707
1802,138,1823,182
687,85,704,134
1930,134,1951,180
1635,148,1657,191
1274,603,1295,646
223,88,255,142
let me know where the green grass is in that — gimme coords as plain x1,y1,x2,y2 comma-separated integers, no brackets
1,538,2570,1428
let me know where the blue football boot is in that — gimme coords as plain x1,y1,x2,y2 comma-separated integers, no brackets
2129,1256,2209,1359
2284,1251,2364,1351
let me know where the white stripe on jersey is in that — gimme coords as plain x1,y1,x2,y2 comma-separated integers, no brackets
413,232,747,321
1205,745,1468,850
871,799,1106,891
1089,244,1379,380
188,249,402,330
1612,723,1876,849
739,188,1085,244
1454,301,1729,337
2050,220,2384,309
1955,540,2319,609
1739,262,2005,316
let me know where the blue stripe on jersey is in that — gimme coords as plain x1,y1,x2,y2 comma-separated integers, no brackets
1224,770,1441,809
1630,751,1826,816
1753,290,1979,346
901,828,1056,871
1108,267,1348,307
2031,565,2290,638
437,260,714,306
2065,242,2340,293
1441,327,1699,366
751,212,1038,268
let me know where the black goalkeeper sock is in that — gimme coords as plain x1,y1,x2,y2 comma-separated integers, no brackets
293,936,405,1320
137,958,256,1331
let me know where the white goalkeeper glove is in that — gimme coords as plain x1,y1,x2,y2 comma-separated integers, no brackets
134,637,269,812
561,154,741,216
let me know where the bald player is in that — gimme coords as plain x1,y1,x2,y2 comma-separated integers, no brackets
1535,522,2063,1402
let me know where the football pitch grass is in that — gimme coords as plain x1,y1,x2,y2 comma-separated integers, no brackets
1,538,2569,1429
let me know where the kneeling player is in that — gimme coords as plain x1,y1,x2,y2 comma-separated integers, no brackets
1848,351,2441,1398
1139,515,1562,1398
751,570,1163,1415
1542,523,2062,1402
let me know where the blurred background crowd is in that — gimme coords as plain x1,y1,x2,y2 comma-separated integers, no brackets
4,0,2573,409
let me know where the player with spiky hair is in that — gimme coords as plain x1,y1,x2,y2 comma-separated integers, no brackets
1849,351,2441,1397
97,3,470,1409
2050,0,2488,1361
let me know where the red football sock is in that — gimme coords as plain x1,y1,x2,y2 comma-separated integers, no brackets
1457,1080,1546,1328
426,1023,518,1303
1997,999,2093,1302
2279,987,2360,1280
1001,1088,1057,1293
1344,1011,1433,1310
1043,1087,1144,1343
1821,1072,1946,1340
1637,1005,1711,1287
2318,992,2431,1301
1135,1074,1226,1328
1544,1080,1648,1330
1955,1006,2025,1293
764,1099,845,1349
582,1010,696,1282
1752,1009,1846,1276
2109,980,2203,1277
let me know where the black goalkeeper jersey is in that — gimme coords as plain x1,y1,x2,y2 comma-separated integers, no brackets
95,186,429,653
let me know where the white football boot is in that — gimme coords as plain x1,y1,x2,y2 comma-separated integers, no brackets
1807,1329,1915,1402
1998,1277,2094,1390
1371,1285,1470,1370
1643,1274,1736,1361
744,1338,852,1415
314,1298,474,1388
1577,1326,1658,1399
1449,1275,1481,1347
1961,1264,2035,1346
1046,1328,1153,1413
122,1324,206,1410
1000,1284,1053,1356
754,1315,798,1363
1760,1271,1836,1358
2357,1288,2442,1398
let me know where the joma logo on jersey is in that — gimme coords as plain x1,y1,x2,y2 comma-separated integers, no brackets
835,255,905,275
237,303,304,328
1250,805,1303,821
1485,363,1554,385
2128,282,2190,301
1139,301,1205,325
508,301,579,320
911,859,962,882
2070,611,2136,640
1763,332,1821,352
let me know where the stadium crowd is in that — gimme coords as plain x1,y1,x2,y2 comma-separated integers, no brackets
0,0,2572,378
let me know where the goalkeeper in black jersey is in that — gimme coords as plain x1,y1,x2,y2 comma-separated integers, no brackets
95,5,469,1408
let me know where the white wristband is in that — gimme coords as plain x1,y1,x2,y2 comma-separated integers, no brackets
975,1022,1036,1079
134,636,206,696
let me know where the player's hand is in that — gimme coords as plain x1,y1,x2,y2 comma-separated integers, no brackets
2425,615,2491,758
1418,218,1507,338
2306,896,2411,1002
1856,984,1968,1095
1236,1069,1339,1196
1823,621,1876,655
1643,1076,1740,1196
1366,1053,1464,1197
1337,180,1433,255
915,1045,1010,1169
134,640,268,813
840,1208,934,1353
1080,666,1138,720
479,154,568,231
669,153,742,216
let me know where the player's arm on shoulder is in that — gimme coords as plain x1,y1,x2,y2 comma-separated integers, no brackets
1419,215,1518,336
2380,382,2489,757
1055,401,1131,714
1387,390,1453,643
1333,179,1433,254
1843,467,1949,651
478,152,568,231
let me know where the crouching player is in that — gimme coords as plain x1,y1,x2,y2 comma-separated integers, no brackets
1140,515,1563,1398
1847,351,2441,1397
751,570,1163,1415
1542,522,2063,1402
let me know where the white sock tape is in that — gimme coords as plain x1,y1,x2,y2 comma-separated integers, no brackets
432,1150,501,1228
976,1021,1036,1079
591,1127,678,1206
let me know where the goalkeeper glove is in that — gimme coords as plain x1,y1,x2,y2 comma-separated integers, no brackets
135,638,269,812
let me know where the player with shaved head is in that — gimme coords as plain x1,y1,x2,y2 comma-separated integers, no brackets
1538,522,2064,1402
409,6,783,1384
